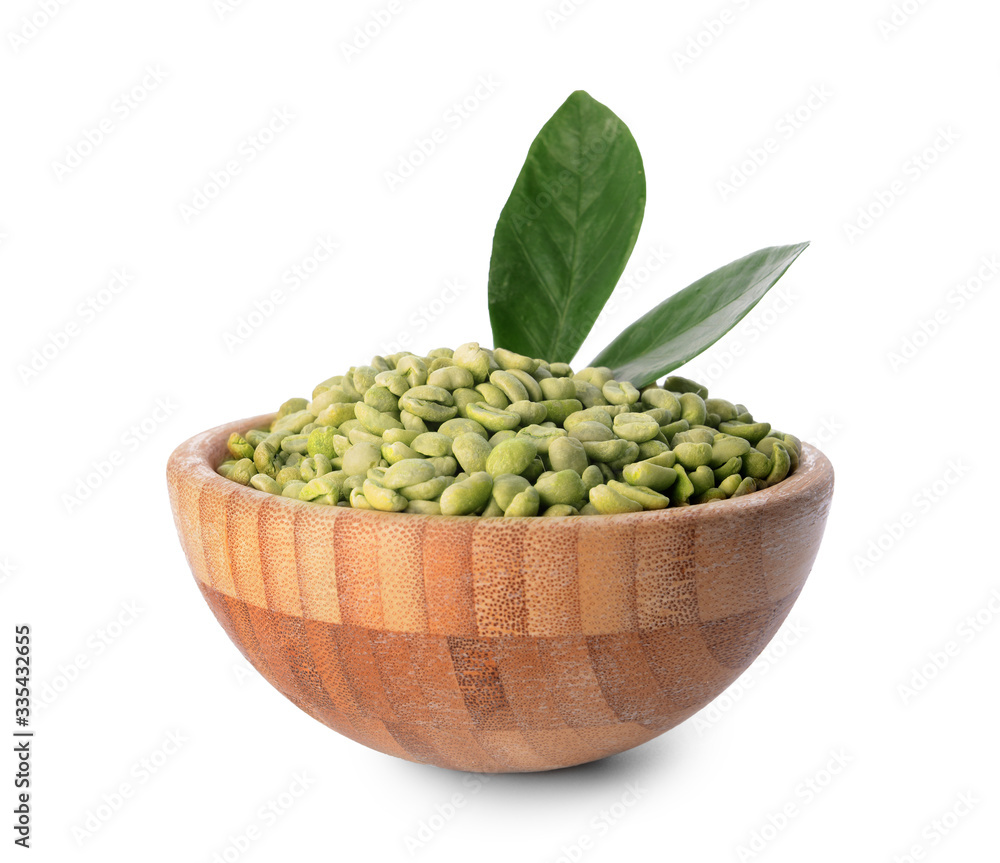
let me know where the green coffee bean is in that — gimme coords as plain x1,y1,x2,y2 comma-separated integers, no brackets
492,474,530,510
493,347,539,373
674,441,713,469
548,435,589,475
276,397,309,421
602,380,640,406
522,457,545,483
580,464,604,496
640,388,681,419
272,409,316,434
354,403,403,435
440,471,493,515
316,402,357,428
383,458,436,489
486,437,537,477
342,442,382,476
473,382,509,410
637,440,671,460
535,470,585,507
227,458,256,485
718,474,743,496
362,478,408,512
427,456,459,477
742,451,772,479
227,433,255,461
659,419,690,441
464,401,519,431
572,380,608,408
581,438,632,463
689,465,715,496
452,432,493,474
589,484,643,513
663,376,709,399
281,480,308,499
452,387,481,417
451,342,491,383
397,355,428,388
301,475,342,503
719,421,772,445
506,400,548,425
669,466,695,505
505,487,540,517
713,456,743,483
275,466,301,486
400,475,452,501
731,476,762,497
567,421,614,442
306,427,338,460
374,370,410,397
250,474,282,494
608,479,669,510
438,418,488,440
613,413,660,443
541,504,578,517
382,442,421,465
504,368,544,402
411,432,452,458
622,460,678,491
398,396,457,423
607,441,640,472
516,424,568,453
428,365,475,390
348,427,384,447
539,377,577,400
710,435,752,467
349,487,374,509
678,392,707,426
399,411,430,435
541,399,583,424
766,442,790,485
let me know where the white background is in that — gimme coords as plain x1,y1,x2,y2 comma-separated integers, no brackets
2,0,997,860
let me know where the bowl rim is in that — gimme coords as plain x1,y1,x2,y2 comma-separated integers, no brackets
167,412,835,528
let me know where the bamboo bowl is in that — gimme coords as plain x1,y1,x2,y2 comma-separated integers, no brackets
167,414,834,773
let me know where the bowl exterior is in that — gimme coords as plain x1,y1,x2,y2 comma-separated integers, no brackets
168,415,834,772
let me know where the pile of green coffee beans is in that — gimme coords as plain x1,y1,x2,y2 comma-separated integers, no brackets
217,343,801,516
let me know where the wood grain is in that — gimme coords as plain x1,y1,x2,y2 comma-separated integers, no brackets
167,414,834,772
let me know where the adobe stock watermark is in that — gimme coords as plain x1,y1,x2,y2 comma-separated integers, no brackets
897,589,1000,706
6,0,72,54
546,0,590,30
62,398,180,514
550,781,647,862
735,749,853,861
403,773,492,855
886,254,998,372
590,245,672,335
341,0,412,62
214,0,250,21
717,85,833,201
72,730,189,846
16,267,134,386
223,235,339,351
207,772,315,863
853,459,970,574
0,555,18,587
842,126,959,244
672,0,758,72
384,76,500,192
33,601,143,713
51,65,168,181
178,107,295,223
877,0,933,41
682,283,799,387
379,278,469,355
694,620,807,735
891,791,979,862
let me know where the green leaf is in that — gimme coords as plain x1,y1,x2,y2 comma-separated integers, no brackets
591,243,810,387
488,90,646,363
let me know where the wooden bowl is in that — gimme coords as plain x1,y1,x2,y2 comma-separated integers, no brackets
167,414,834,773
